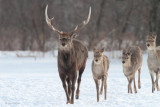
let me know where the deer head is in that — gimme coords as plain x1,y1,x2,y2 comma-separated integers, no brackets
93,47,104,64
146,32,157,50
45,5,91,51
122,49,132,66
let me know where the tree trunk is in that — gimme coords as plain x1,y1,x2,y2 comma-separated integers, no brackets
149,0,160,45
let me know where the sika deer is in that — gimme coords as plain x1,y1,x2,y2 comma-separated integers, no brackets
122,46,143,93
92,48,109,102
146,32,160,93
45,5,91,104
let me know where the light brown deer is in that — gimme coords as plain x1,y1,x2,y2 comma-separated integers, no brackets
146,32,160,93
45,5,91,104
92,48,109,102
122,46,143,94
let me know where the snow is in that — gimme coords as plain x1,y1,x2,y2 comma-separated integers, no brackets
0,51,160,107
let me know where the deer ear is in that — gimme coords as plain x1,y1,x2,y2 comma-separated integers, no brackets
71,33,78,39
152,32,157,39
122,49,126,54
128,48,132,55
101,48,105,52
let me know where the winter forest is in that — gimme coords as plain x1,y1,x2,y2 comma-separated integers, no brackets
0,0,160,51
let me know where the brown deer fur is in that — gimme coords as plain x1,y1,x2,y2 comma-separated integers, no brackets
122,46,143,94
45,5,91,104
92,48,109,102
146,33,160,93
58,39,88,104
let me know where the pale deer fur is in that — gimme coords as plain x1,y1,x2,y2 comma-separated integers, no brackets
122,46,143,94
45,5,91,104
146,32,160,93
92,48,109,102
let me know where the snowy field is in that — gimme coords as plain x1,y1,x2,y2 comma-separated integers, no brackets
0,51,160,107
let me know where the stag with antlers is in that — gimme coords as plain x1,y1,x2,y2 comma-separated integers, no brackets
45,5,91,104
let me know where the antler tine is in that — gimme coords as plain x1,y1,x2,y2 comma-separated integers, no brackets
45,5,63,34
83,6,91,25
69,6,91,36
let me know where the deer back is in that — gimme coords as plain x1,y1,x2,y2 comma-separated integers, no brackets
128,46,143,68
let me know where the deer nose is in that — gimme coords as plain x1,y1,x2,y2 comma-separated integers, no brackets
95,59,98,62
122,61,125,64
147,44,150,47
62,43,65,47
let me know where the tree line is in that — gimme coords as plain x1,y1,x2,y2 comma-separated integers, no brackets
0,0,160,51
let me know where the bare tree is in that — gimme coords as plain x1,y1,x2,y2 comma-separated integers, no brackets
0,0,159,51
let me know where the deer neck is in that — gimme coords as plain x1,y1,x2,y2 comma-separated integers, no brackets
59,45,75,60
147,47,157,57
147,47,159,62
123,60,131,67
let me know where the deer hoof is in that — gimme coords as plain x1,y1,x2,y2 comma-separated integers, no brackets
76,95,79,99
153,87,155,91
71,101,74,104
152,88,155,93
97,98,100,102
138,82,141,89
138,85,141,89
66,99,71,104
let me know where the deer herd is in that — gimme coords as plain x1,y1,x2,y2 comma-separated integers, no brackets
45,5,160,104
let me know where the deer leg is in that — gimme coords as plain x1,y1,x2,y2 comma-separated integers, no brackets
76,64,85,99
100,76,104,95
94,79,100,102
134,76,137,93
60,74,70,104
127,78,130,93
150,73,155,93
138,68,141,89
66,77,72,98
130,79,133,94
155,72,160,91
128,78,133,94
104,78,107,100
71,74,77,104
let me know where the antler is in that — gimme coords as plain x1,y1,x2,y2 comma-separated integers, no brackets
69,6,91,36
45,5,63,35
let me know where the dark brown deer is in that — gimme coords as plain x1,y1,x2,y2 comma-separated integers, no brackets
45,5,91,104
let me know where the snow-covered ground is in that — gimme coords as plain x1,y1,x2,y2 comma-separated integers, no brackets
0,51,160,107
